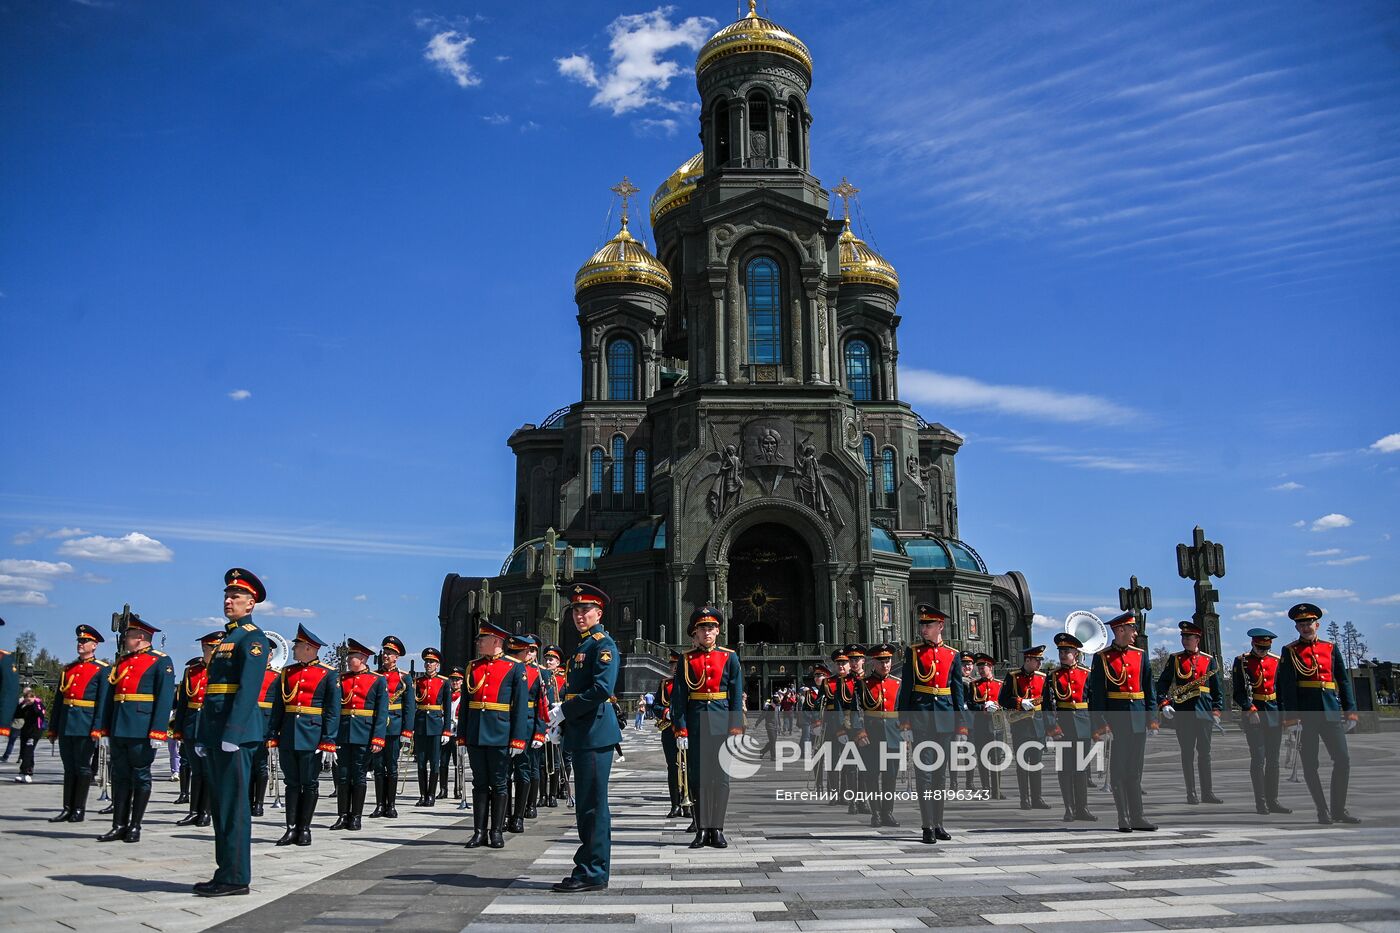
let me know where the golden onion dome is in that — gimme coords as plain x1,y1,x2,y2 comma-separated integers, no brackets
696,0,812,78
650,151,703,225
574,220,672,295
838,219,899,292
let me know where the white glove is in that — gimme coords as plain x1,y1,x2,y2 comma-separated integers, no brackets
441,734,452,745
150,738,163,748
899,728,913,742
1287,722,1302,738
1345,718,1358,733
531,738,544,749
837,733,848,744
1162,705,1175,720
509,746,523,757
985,701,1000,712
194,744,207,757
1020,698,1034,711
676,736,688,751
1149,725,1160,736
221,741,238,753
548,730,561,745
99,736,109,750
548,703,563,724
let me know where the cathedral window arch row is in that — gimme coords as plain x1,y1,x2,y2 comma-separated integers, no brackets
843,334,879,401
605,334,638,401
880,446,898,509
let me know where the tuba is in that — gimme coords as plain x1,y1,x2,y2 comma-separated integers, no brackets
264,630,292,671
1064,610,1109,655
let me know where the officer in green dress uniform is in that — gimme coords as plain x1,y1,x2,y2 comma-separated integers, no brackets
268,624,340,846
1156,620,1224,805
549,584,621,891
370,635,415,819
0,618,17,760
505,634,548,832
1278,602,1360,824
458,619,530,850
333,638,388,831
173,631,223,827
46,624,110,823
250,659,280,817
673,606,744,850
96,615,175,844
413,647,453,807
192,568,271,897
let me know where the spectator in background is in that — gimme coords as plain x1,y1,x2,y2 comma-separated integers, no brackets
13,687,45,783
634,696,646,730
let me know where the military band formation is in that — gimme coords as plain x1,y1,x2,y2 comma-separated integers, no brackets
24,566,1364,896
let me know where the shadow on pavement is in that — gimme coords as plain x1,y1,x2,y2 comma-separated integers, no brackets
51,874,193,894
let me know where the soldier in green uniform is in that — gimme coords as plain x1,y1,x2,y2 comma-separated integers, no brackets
853,644,903,827
412,647,453,807
249,659,280,817
370,635,414,819
173,632,223,827
192,568,270,898
96,615,175,844
268,623,339,846
673,606,744,849
1232,628,1289,815
46,624,110,823
333,638,388,830
549,584,621,890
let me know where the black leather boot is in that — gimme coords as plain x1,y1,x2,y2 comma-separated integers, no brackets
464,790,488,848
1114,790,1131,833
1030,771,1051,809
175,764,190,805
507,778,527,833
348,783,366,831
276,786,300,846
250,773,267,817
487,790,507,848
1200,760,1222,804
369,774,384,818
1266,798,1292,814
297,787,317,845
525,777,539,819
384,778,398,819
329,783,349,830
51,774,75,823
177,770,203,825
689,829,707,848
1128,785,1157,831
97,786,131,842
70,774,92,823
124,786,150,843
195,778,212,826
708,828,728,848
416,765,430,806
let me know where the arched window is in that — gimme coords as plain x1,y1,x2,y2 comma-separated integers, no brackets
606,337,636,401
862,434,875,494
611,435,627,495
845,338,873,400
589,448,604,495
786,98,803,169
713,98,731,166
745,257,781,365
747,93,770,167
633,448,648,494
881,447,897,508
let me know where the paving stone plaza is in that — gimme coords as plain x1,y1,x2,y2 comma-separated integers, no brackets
1,723,1397,932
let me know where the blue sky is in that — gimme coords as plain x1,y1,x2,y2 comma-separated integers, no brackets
3,1,1397,664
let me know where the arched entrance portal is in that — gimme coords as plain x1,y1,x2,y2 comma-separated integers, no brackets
727,523,815,645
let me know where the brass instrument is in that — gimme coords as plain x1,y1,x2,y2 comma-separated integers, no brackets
454,744,470,808
1167,674,1211,705
677,747,692,809
1007,706,1039,725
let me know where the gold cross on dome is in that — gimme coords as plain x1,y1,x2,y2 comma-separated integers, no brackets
611,176,641,229
833,177,860,222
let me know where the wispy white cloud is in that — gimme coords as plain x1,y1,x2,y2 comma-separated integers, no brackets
228,389,251,401
1274,586,1356,600
999,441,1180,473
481,113,511,126
1322,555,1369,566
834,3,1400,287
1371,432,1400,454
424,30,481,89
1233,609,1275,622
1236,601,1269,610
1271,481,1303,491
634,117,679,137
901,369,1140,425
557,7,715,115
1309,513,1353,532
1369,593,1400,605
1305,548,1341,557
257,601,317,619
353,594,368,602
12,527,88,545
0,589,48,606
57,532,174,563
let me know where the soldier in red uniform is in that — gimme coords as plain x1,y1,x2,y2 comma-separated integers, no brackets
967,653,1003,799
853,644,902,827
1045,633,1094,821
896,606,969,844
822,649,848,805
839,645,868,815
1088,611,1158,832
444,667,465,801
1278,602,1360,824
999,645,1051,811
544,646,571,807
459,619,530,849
173,632,222,827
47,624,110,823
371,635,415,819
268,624,339,845
505,634,549,832
952,651,976,789
332,638,387,831
1232,627,1289,815
413,647,453,808
673,606,744,849
1157,620,1224,805
655,650,685,818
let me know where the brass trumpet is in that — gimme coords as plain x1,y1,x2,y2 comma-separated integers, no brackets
677,747,692,808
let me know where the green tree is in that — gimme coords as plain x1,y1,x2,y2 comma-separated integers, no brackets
1340,621,1368,669
14,630,37,664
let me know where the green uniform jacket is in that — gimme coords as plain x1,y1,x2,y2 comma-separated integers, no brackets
197,618,270,747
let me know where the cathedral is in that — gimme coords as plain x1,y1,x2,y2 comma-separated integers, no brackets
440,3,1036,699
